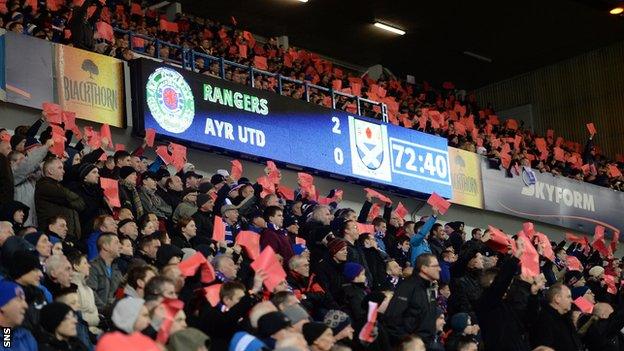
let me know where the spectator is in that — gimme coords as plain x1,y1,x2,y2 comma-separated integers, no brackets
138,171,172,219
86,233,123,312
0,280,38,350
35,158,85,239
191,193,214,238
385,253,441,347
531,283,582,350
68,163,111,237
118,166,143,218
260,206,294,265
67,250,100,335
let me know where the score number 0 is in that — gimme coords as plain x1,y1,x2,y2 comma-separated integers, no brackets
332,117,344,165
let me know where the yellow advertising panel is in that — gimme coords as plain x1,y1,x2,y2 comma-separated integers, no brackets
55,45,125,127
449,147,484,209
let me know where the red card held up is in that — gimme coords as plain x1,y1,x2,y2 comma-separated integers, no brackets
394,202,409,219
486,225,514,254
204,284,222,307
212,215,226,242
356,222,375,234
573,296,593,313
115,144,125,151
364,188,392,204
250,246,287,292
178,252,207,277
42,102,63,124
427,192,450,214
297,172,314,188
586,122,596,136
156,145,172,165
145,128,156,147
566,256,583,272
230,159,243,180
522,222,535,239
277,184,294,201
100,177,121,207
100,124,112,148
518,233,540,277
235,230,260,260
62,111,77,131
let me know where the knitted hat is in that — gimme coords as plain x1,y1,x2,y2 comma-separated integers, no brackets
156,244,184,269
119,166,137,180
571,286,591,300
117,219,135,232
327,238,347,257
257,311,291,337
155,168,171,181
282,304,310,325
40,302,73,334
588,266,605,278
167,327,209,351
210,173,225,185
78,163,97,181
450,313,470,332
112,297,145,333
23,232,45,247
228,331,266,351
284,216,298,228
342,262,365,282
0,280,24,307
198,182,213,194
196,193,211,208
8,250,41,280
323,310,351,334
142,171,157,181
9,134,25,149
302,322,330,345
292,244,307,256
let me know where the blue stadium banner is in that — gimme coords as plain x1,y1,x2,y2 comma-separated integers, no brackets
481,159,624,236
130,59,452,197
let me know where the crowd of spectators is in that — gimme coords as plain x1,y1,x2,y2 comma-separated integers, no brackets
0,109,621,351
1,0,624,192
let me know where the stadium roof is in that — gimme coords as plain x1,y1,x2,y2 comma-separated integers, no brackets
181,0,624,89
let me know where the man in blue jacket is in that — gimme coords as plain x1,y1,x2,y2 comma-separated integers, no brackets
409,210,439,267
0,280,38,351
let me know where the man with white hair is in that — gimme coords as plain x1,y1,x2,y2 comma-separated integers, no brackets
44,254,73,294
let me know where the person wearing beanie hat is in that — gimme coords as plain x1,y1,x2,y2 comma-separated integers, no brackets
78,163,97,182
210,173,225,186
197,181,213,194
302,322,335,351
167,327,210,351
10,134,26,152
257,311,293,347
111,297,150,334
118,219,139,240
323,310,354,342
38,302,88,351
342,262,365,282
139,170,173,219
24,232,52,261
0,280,39,350
282,304,311,332
95,331,160,351
68,161,111,237
118,165,144,218
156,244,184,269
192,193,215,238
9,250,43,282
316,238,348,305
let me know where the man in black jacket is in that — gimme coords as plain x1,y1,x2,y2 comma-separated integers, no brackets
476,241,540,351
384,253,441,347
192,193,214,238
580,302,624,351
531,283,582,351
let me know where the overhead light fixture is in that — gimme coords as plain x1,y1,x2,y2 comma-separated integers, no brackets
463,51,493,63
373,22,405,35
610,6,623,14
297,0,308,2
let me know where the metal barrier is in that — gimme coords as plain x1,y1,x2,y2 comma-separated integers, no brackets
115,28,388,122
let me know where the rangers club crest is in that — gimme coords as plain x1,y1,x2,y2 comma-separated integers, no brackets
146,67,195,134
348,116,392,182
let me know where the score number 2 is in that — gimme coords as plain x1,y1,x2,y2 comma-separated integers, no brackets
332,117,344,165
392,143,448,179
